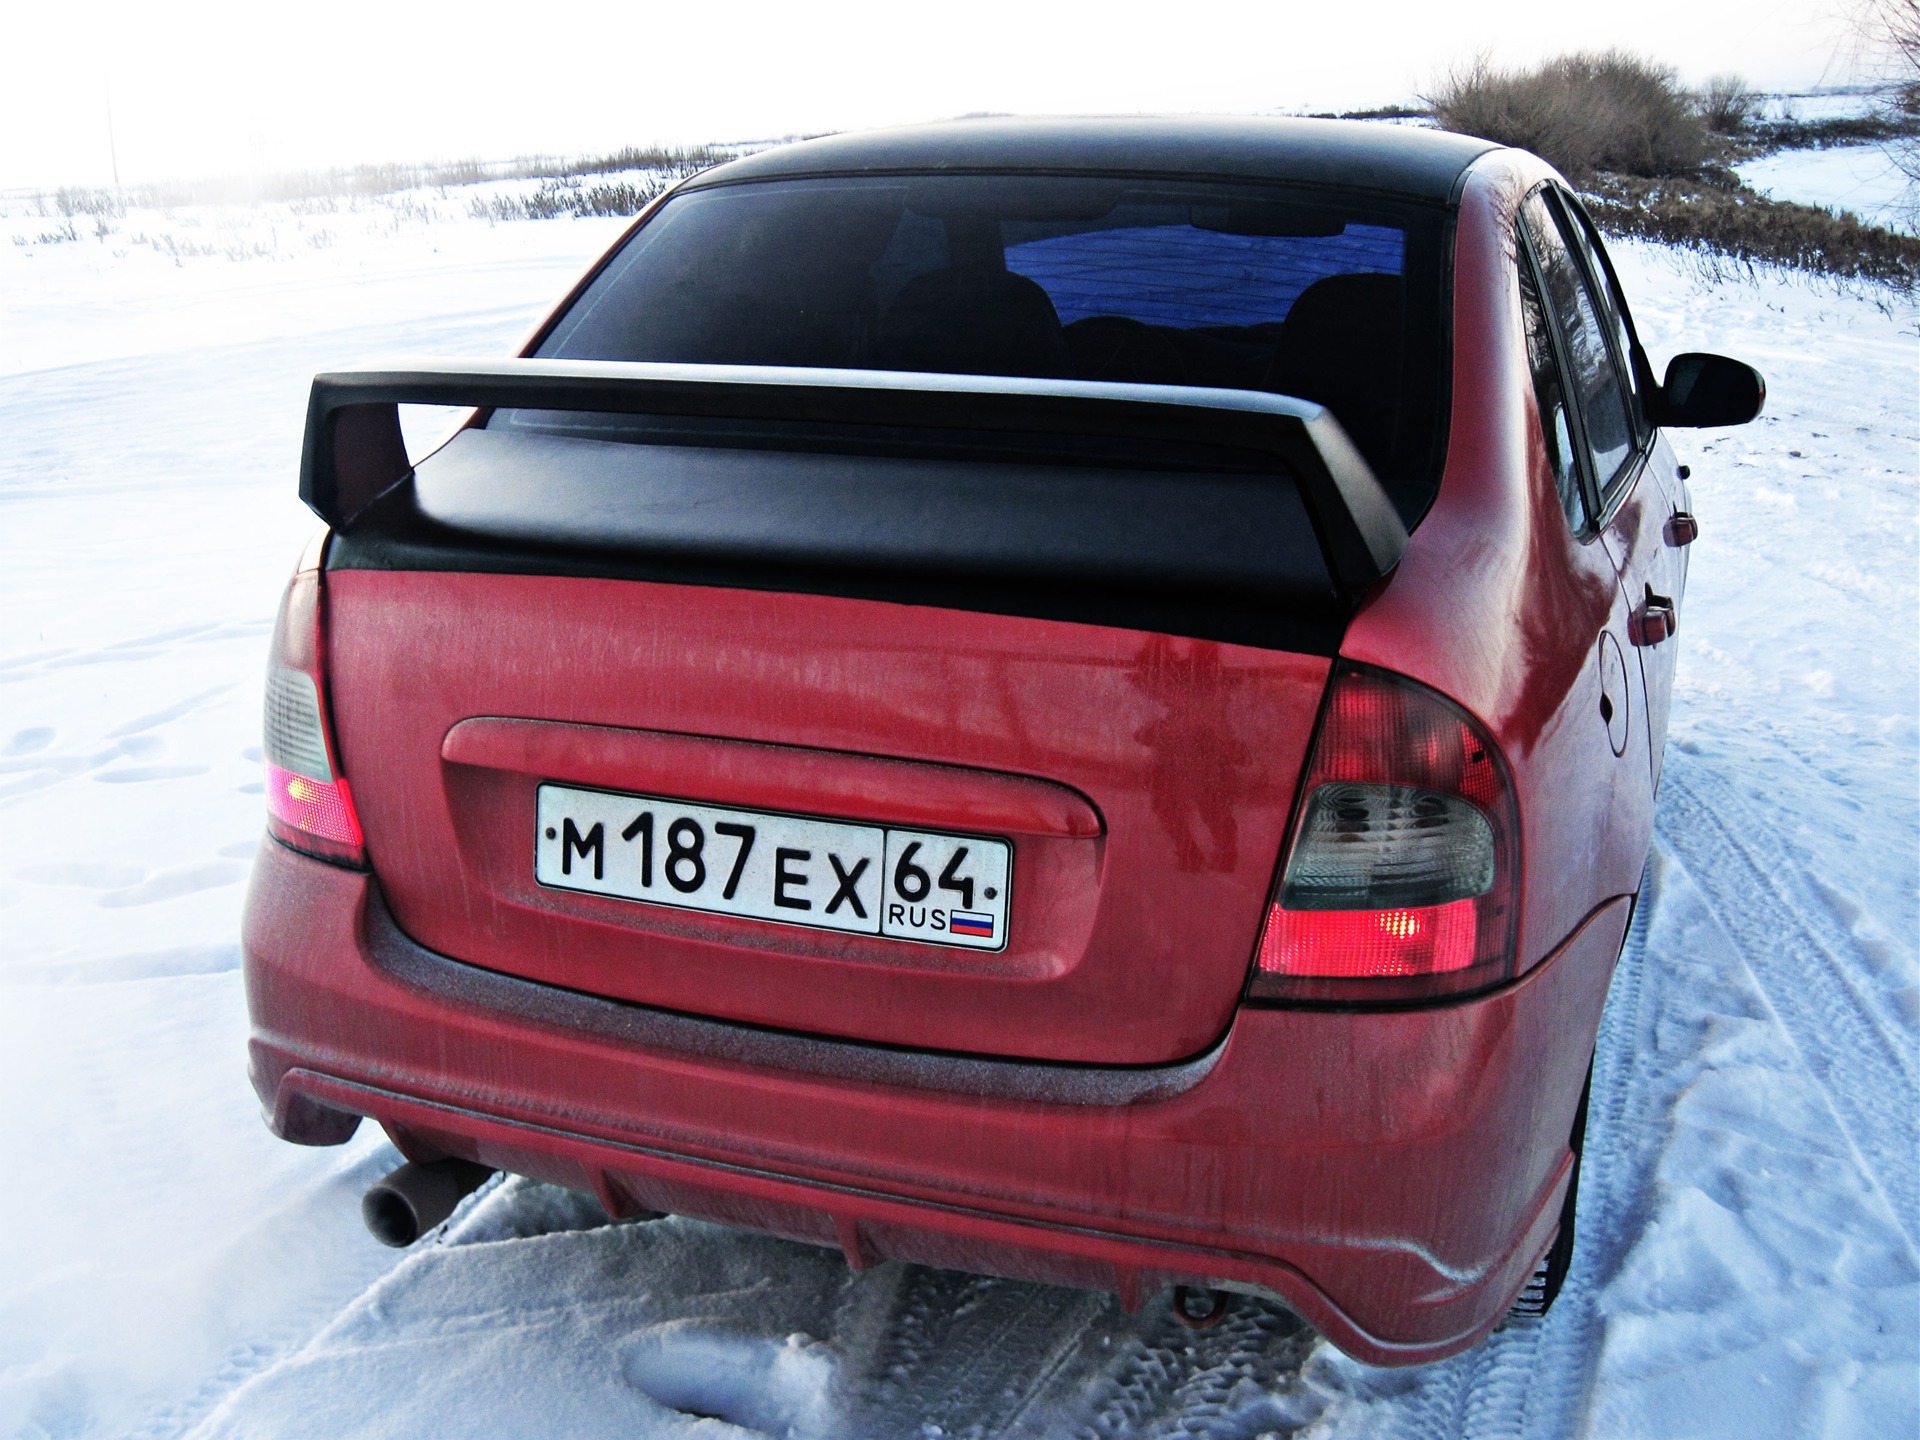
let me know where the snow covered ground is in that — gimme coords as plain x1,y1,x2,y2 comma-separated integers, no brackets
1753,89,1890,125
1737,143,1916,235
1,175,1915,1439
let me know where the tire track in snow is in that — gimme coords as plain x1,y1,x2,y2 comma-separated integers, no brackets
1303,862,1664,1440
841,1267,1106,1439
1658,763,1918,1247
1040,1296,1316,1439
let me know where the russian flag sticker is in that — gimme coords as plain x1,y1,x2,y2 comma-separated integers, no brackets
949,910,995,938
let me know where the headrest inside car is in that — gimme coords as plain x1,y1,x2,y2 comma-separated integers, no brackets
1264,272,1405,473
874,269,1071,378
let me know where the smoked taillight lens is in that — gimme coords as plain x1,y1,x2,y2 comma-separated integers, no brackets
262,546,365,867
1250,664,1519,1003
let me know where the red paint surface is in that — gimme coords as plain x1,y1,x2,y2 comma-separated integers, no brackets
244,839,1628,1365
326,575,1329,1064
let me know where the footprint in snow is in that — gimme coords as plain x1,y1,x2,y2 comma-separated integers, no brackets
16,861,147,888
5,727,55,755
53,944,244,982
94,764,210,784
622,1328,835,1438
98,861,245,907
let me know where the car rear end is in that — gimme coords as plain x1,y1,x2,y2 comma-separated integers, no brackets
244,121,1610,1364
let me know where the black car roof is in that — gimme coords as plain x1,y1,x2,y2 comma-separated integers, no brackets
683,116,1499,204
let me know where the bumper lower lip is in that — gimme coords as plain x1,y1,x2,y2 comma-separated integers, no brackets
243,833,1626,1367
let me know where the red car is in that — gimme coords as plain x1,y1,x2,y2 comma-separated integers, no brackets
244,118,1763,1364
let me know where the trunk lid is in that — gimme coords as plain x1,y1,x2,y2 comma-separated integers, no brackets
325,565,1329,1065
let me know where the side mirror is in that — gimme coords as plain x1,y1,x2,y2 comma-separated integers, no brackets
1655,352,1766,428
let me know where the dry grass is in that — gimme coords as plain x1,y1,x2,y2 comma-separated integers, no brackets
1587,175,1920,293
468,177,672,223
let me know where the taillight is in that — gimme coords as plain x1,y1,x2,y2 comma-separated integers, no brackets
1250,663,1519,1004
262,538,365,867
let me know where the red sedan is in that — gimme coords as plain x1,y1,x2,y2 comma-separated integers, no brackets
244,118,1763,1364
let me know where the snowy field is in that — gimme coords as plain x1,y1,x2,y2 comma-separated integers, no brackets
1,169,1916,1439
1753,88,1892,124
1734,86,1916,234
1737,143,1917,235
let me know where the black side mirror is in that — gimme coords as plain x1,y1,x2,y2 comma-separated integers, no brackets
1656,352,1766,428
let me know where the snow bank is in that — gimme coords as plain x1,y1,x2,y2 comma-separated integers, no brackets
1,186,1914,1439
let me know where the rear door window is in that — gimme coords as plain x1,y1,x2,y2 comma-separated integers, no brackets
1558,195,1650,445
1516,247,1588,531
1518,191,1636,501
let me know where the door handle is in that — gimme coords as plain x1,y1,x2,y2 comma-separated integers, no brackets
1631,588,1676,646
1665,511,1699,546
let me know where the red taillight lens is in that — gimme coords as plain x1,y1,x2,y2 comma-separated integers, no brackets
1258,900,1479,979
262,552,365,867
1250,664,1519,1003
265,764,362,847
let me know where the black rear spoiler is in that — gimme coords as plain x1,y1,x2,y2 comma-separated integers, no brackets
300,359,1408,595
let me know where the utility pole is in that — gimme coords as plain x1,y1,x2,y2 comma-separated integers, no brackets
106,79,121,189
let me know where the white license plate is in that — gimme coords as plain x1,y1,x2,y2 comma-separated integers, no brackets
535,784,1011,951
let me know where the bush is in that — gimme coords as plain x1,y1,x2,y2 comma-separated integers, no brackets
1427,50,1710,179
1697,74,1757,135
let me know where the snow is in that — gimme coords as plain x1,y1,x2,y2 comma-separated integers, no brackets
1,184,1916,1439
1752,89,1888,125
1737,144,1916,234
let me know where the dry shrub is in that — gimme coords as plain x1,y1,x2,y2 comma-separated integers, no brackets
1427,50,1709,180
1697,74,1758,135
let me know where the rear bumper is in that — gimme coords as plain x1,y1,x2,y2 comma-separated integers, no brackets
243,836,1625,1367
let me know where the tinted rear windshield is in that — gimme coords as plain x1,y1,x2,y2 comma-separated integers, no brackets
521,174,1451,507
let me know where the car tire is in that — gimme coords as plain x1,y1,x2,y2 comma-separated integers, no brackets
1508,1051,1593,1320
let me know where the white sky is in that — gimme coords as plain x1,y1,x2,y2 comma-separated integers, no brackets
1,0,1867,190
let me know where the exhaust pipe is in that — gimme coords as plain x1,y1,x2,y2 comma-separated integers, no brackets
1171,1285,1230,1330
362,1158,495,1247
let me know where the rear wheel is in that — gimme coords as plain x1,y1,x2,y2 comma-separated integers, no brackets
1508,1053,1593,1320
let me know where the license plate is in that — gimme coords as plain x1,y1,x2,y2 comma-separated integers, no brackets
535,784,1011,951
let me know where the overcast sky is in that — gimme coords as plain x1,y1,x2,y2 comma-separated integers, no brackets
1,0,1868,190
